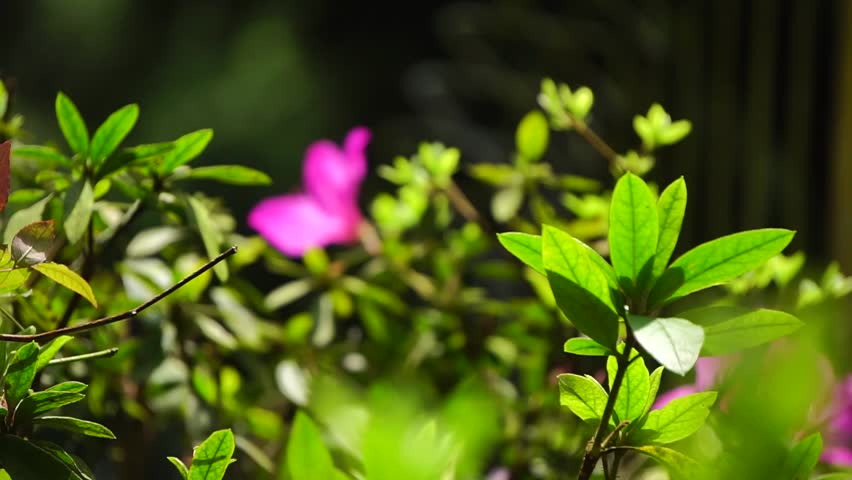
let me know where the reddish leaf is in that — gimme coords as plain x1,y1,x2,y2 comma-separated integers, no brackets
0,140,10,214
12,220,56,266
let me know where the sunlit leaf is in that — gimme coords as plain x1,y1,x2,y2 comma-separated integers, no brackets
628,315,704,375
558,373,609,423
188,429,235,480
160,129,214,174
679,306,803,356
55,92,89,156
609,173,658,296
33,416,116,439
631,392,717,444
515,110,549,161
33,262,98,308
653,177,686,279
181,165,271,186
608,355,650,423
649,229,795,307
89,103,139,166
563,337,610,356
497,232,543,275
63,180,94,244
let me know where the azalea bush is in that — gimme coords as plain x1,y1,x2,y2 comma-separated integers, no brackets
0,75,848,480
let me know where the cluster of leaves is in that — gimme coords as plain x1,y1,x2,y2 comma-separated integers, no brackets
0,74,848,480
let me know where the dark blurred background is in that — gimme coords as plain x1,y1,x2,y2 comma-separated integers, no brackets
2,0,851,267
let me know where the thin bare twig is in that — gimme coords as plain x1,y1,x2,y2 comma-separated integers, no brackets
0,246,237,344
445,181,494,236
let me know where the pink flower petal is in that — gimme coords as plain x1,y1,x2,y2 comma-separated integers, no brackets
653,385,700,410
303,127,370,212
247,193,361,257
695,357,724,390
821,446,852,466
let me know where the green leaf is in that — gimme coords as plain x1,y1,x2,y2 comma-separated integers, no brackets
609,173,658,296
55,92,89,156
515,110,549,161
33,416,116,439
32,262,98,308
0,434,78,480
8,189,49,206
96,141,174,179
497,232,543,275
649,229,796,307
0,81,6,118
265,278,314,310
160,129,214,174
35,336,74,372
543,225,619,347
287,411,340,480
617,445,698,477
653,177,687,279
180,165,272,186
36,441,95,480
89,103,139,166
15,391,86,422
11,145,71,167
188,429,235,480
45,381,88,394
5,342,40,410
63,180,94,244
188,196,228,282
563,337,610,356
658,120,693,146
11,220,55,266
782,432,823,480
3,194,52,245
468,163,518,186
557,373,609,423
680,307,804,356
628,316,704,375
0,141,9,214
168,457,190,480
608,355,650,423
491,185,524,223
632,391,717,444
643,367,665,418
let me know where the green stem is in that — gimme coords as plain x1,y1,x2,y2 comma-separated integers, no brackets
577,336,635,480
47,347,119,365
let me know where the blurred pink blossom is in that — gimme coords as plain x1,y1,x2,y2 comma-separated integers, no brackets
653,357,726,410
248,127,371,257
815,374,852,465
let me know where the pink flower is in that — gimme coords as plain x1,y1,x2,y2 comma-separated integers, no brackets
248,127,371,257
653,357,726,409
817,374,852,465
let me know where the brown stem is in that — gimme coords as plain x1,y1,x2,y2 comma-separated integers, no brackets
577,336,635,480
572,121,619,164
445,181,493,236
0,246,237,343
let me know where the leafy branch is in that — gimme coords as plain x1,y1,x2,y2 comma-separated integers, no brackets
0,246,237,343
